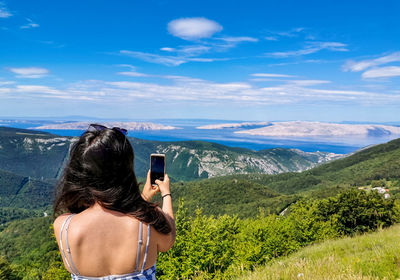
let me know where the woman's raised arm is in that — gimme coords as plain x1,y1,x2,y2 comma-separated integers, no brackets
155,174,176,252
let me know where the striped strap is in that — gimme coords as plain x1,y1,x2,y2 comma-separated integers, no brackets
135,221,143,272
59,215,75,274
141,224,151,273
65,214,80,275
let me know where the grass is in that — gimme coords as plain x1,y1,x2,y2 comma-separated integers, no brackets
238,224,400,280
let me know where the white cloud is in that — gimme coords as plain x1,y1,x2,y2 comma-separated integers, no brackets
218,36,258,43
276,27,305,37
265,36,278,41
160,47,176,52
121,19,256,66
8,67,49,78
158,45,213,58
72,78,400,105
119,50,226,66
117,71,149,77
251,73,295,78
161,75,205,83
251,77,331,87
3,63,398,106
343,51,400,72
12,84,97,100
116,64,149,77
168,17,222,40
309,89,367,96
0,2,12,18
288,80,331,86
39,40,65,48
16,85,62,95
362,66,400,79
214,82,252,90
188,57,222,62
2,76,398,106
0,88,11,93
120,50,187,66
0,80,15,86
161,37,257,58
206,36,258,52
176,45,211,55
268,42,348,58
20,18,39,29
263,27,305,41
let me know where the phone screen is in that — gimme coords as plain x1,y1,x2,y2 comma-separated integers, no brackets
150,155,165,185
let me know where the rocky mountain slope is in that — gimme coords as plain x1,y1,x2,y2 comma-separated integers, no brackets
0,126,341,181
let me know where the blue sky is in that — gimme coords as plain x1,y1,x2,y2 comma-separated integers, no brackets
0,0,399,122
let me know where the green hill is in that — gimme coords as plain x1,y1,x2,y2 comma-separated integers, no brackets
0,168,53,227
238,224,400,280
0,127,71,179
0,168,54,209
171,138,400,217
171,175,299,217
216,137,400,197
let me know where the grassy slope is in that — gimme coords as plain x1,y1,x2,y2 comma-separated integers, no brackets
238,224,400,280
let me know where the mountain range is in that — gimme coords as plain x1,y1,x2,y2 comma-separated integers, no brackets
0,125,342,218
0,126,340,182
1,126,399,219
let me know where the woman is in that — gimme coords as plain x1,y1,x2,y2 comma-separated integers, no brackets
53,124,175,280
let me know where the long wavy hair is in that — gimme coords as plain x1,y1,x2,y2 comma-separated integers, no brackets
53,126,171,234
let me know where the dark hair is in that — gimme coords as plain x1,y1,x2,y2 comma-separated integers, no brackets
53,127,171,234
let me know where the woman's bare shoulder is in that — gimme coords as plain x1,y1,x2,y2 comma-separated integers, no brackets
53,213,72,235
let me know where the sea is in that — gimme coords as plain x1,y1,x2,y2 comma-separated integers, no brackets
1,118,399,154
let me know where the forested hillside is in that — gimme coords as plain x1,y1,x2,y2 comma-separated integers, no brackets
0,126,339,182
0,127,71,179
130,137,339,180
171,138,400,216
1,132,399,220
0,189,398,279
0,168,54,209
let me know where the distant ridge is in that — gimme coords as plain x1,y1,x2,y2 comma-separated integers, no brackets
31,121,178,130
236,121,400,137
0,126,340,182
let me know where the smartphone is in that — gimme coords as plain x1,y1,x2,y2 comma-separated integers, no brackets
150,154,166,186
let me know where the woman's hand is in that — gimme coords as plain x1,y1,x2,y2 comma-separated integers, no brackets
155,174,170,197
141,170,159,202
